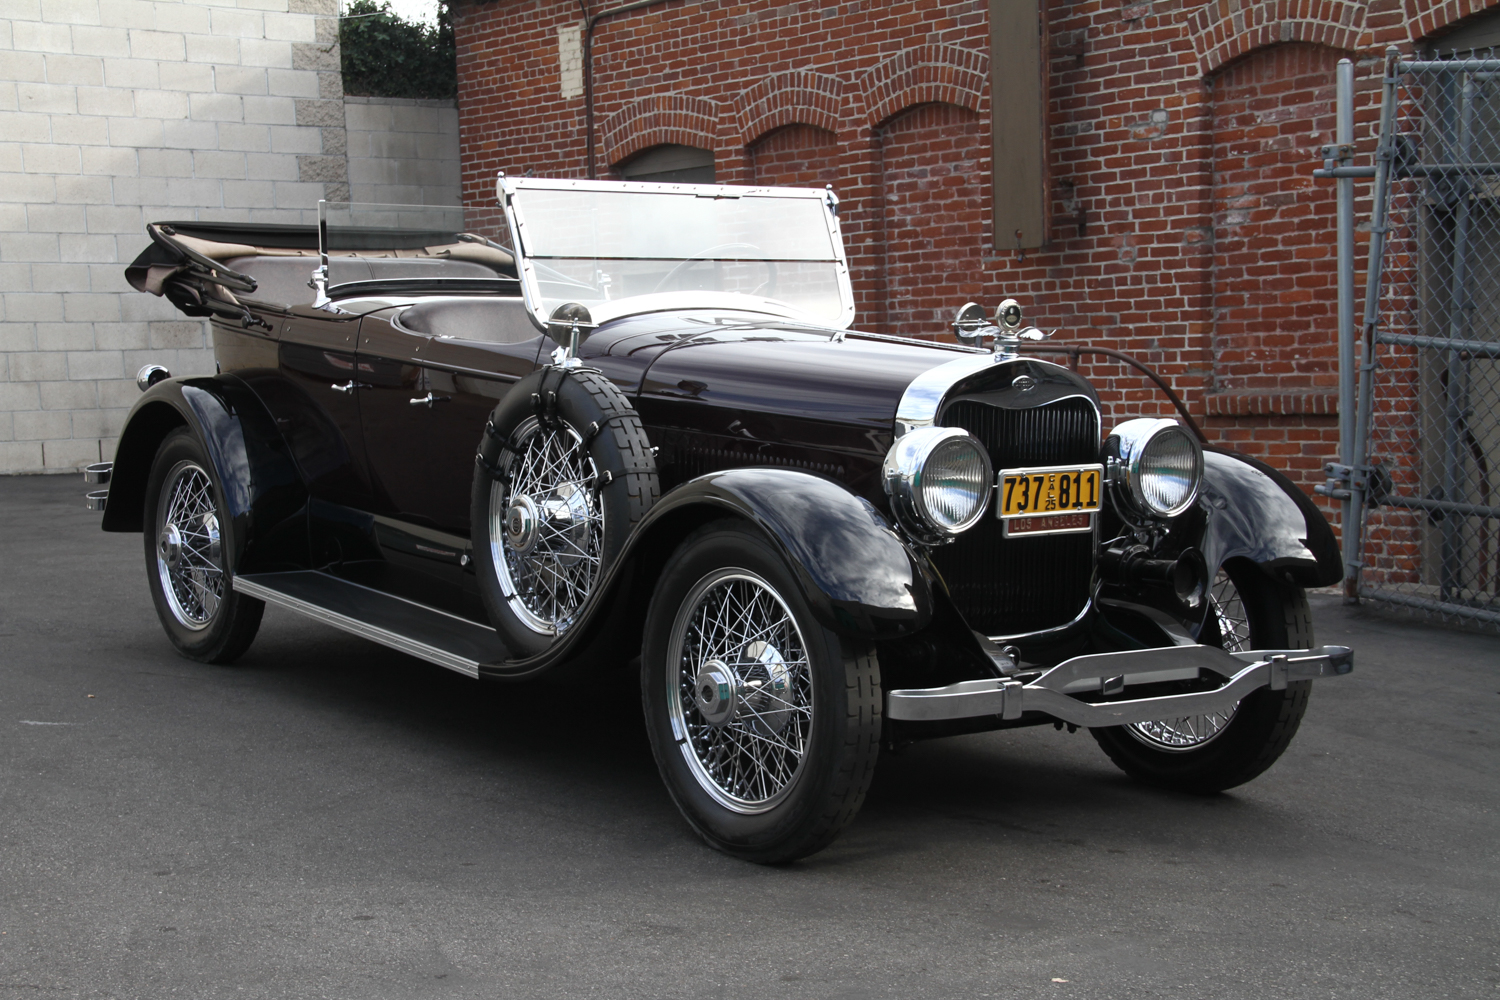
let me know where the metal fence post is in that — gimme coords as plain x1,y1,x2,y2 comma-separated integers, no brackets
1323,49,1500,630
1349,48,1404,600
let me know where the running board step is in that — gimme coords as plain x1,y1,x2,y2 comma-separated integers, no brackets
233,571,509,679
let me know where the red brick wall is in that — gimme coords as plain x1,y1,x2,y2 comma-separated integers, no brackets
748,124,839,188
1210,43,1341,399
878,103,990,338
450,0,1498,533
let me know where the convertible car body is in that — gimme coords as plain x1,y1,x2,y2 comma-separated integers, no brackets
91,179,1352,861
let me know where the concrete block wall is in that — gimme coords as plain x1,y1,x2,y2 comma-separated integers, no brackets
0,0,349,474
345,95,459,206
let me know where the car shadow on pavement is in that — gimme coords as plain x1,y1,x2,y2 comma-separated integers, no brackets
226,609,1288,866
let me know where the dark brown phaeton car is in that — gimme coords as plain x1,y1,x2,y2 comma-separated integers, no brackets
91,179,1352,862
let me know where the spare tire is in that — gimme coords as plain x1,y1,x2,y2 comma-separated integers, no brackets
471,366,658,657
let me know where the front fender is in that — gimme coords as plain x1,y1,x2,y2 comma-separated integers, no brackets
482,467,934,681
1197,448,1343,589
645,468,934,638
1099,448,1342,639
101,375,308,574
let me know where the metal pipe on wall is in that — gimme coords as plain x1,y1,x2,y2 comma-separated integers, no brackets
1336,58,1356,599
580,0,683,180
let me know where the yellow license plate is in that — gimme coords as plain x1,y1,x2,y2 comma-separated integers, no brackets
998,464,1104,518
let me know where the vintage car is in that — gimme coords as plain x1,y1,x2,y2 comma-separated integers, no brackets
91,178,1352,862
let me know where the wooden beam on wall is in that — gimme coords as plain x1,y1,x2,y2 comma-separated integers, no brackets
990,0,1049,250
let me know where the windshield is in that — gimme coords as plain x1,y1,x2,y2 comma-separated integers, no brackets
320,201,471,256
500,178,854,329
314,201,516,289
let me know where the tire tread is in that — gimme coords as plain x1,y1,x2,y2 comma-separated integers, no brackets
793,646,882,860
573,370,660,525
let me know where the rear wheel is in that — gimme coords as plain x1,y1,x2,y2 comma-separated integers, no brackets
641,521,881,863
1090,562,1313,793
143,428,263,664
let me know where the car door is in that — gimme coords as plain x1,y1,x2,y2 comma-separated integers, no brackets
353,298,546,613
416,313,547,534
260,304,373,511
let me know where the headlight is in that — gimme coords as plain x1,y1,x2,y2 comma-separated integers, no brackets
1105,418,1203,518
882,427,993,542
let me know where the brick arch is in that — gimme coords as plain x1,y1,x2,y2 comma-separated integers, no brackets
858,44,987,130
1408,0,1500,44
735,71,844,146
1187,0,1366,77
600,94,721,167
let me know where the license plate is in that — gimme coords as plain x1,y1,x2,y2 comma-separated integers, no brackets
998,464,1104,518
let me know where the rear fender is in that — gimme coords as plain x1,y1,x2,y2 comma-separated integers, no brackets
101,376,308,574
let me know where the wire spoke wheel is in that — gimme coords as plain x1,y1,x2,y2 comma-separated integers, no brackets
1127,568,1248,751
667,569,815,814
489,415,604,635
154,461,224,631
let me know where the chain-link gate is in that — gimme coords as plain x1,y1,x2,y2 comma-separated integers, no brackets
1321,49,1500,631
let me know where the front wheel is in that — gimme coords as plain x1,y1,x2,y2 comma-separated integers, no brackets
143,428,263,664
1090,562,1314,794
641,521,881,863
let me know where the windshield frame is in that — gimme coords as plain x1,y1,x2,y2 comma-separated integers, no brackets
496,176,855,332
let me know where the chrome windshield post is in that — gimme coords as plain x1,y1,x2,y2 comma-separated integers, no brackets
309,199,345,314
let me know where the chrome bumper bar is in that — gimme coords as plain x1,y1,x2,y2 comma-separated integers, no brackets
885,644,1353,726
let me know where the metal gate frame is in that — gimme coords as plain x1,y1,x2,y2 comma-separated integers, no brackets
1318,48,1500,630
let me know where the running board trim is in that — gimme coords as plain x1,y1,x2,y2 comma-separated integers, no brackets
233,572,504,679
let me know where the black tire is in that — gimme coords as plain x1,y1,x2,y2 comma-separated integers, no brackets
1091,561,1314,794
143,427,264,664
472,366,658,657
641,520,881,863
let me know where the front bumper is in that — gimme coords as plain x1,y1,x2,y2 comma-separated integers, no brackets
885,644,1353,726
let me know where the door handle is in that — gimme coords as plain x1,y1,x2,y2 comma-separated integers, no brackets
331,381,370,393
409,392,450,407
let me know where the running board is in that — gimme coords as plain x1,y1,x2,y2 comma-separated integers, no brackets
233,571,509,679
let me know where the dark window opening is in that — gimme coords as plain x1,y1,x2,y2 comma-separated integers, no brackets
618,144,716,184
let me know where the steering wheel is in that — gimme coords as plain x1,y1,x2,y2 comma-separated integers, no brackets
652,243,778,297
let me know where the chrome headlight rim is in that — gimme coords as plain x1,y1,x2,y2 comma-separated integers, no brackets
882,426,994,543
1107,417,1204,519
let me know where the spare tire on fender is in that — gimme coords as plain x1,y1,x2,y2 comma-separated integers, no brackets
471,365,659,657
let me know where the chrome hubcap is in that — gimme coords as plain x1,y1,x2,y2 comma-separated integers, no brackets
158,522,183,568
668,570,814,814
1127,569,1248,751
504,495,541,555
693,660,739,728
488,416,604,636
155,462,224,631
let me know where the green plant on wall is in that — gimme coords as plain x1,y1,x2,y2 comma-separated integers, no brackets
340,0,456,100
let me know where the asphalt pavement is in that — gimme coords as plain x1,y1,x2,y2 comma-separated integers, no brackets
1,472,1496,999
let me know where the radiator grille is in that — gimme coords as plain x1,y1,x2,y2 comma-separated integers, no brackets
931,397,1100,636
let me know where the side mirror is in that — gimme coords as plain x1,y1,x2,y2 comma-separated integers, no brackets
546,302,596,359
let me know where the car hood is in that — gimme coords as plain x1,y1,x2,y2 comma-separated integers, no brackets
584,309,972,432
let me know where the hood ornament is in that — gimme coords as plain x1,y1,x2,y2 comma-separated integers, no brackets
951,298,1049,359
